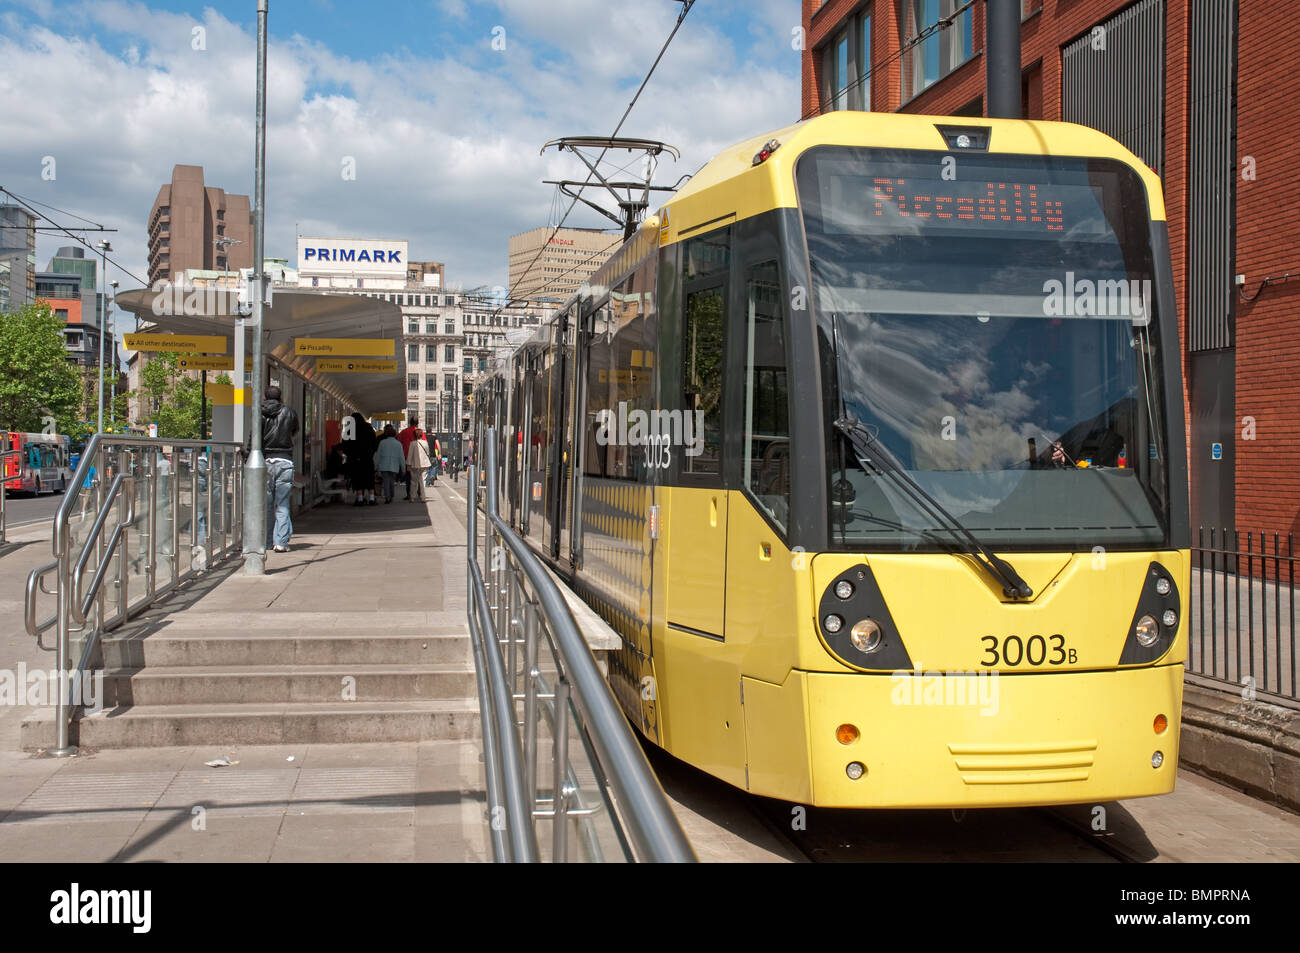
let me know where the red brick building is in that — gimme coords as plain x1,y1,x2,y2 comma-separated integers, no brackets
802,0,1300,541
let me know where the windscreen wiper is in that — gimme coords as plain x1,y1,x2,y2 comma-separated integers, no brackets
833,416,1034,600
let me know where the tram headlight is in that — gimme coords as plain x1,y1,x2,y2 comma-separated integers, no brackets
823,614,844,634
1155,577,1171,596
834,580,855,600
1151,751,1164,769
849,618,883,654
1135,615,1160,646
1161,609,1178,629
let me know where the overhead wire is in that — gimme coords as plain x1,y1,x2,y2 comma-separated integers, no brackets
495,0,696,317
0,186,149,286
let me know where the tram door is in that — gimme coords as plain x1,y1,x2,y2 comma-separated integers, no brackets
666,281,728,639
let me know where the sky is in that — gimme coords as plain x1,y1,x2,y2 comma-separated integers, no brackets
0,0,803,303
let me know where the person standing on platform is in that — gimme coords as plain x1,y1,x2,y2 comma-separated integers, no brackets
406,426,432,501
397,416,420,501
260,385,299,552
373,424,406,504
343,412,378,506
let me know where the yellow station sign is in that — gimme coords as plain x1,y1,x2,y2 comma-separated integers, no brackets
372,412,406,422
295,337,395,357
316,358,398,373
176,355,255,371
124,333,228,353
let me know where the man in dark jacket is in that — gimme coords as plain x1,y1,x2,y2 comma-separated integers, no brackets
261,385,299,552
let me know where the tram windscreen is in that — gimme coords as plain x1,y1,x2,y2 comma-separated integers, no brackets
797,147,1171,550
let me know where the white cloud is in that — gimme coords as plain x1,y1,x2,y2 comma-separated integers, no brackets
0,0,800,295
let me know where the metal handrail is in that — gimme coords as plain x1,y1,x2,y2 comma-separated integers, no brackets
468,427,695,863
24,432,244,756
70,472,133,625
0,446,19,544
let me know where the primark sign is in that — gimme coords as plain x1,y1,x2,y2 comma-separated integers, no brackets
297,237,407,277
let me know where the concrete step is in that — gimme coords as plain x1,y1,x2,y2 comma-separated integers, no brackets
104,631,472,668
21,700,481,749
102,664,477,706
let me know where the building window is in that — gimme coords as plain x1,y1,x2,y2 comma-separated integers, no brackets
426,408,438,431
444,322,454,335
425,374,437,390
408,344,419,362
408,403,419,423
408,374,420,391
445,374,455,391
426,321,436,334
900,0,974,103
426,345,438,361
444,295,455,306
408,319,419,333
463,357,472,373
445,345,455,362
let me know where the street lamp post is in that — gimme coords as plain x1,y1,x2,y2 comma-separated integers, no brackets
95,240,112,434
242,0,270,575
108,280,118,429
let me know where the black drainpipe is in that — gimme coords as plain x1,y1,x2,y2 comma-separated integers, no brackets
985,0,1022,119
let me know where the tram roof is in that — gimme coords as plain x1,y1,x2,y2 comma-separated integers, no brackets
480,111,1166,386
112,287,407,415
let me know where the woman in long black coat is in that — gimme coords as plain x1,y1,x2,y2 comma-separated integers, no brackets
341,412,378,506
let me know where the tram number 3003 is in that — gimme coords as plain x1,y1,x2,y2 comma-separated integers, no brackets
980,634,1077,667
643,434,672,469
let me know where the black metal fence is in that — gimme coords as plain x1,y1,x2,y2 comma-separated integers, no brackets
1189,528,1297,701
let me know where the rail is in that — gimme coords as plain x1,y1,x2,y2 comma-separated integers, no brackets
466,427,695,862
23,433,244,755
0,442,18,544
1189,527,1297,701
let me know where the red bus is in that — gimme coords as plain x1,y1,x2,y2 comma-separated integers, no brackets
2,432,72,495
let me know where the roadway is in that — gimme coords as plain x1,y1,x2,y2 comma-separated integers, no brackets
1,491,63,534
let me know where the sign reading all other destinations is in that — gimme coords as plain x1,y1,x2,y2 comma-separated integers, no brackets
295,337,396,357
297,237,408,277
176,355,255,371
124,333,228,353
316,358,398,373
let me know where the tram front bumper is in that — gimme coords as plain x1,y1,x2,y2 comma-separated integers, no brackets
792,664,1182,808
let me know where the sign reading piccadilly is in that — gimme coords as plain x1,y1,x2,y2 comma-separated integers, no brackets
316,358,398,373
297,237,408,277
124,333,228,353
294,338,395,357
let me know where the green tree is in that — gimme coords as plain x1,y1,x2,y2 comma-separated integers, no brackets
0,302,83,432
131,351,203,438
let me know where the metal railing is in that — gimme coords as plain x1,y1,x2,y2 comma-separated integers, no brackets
1190,527,1297,701
466,428,695,863
0,439,19,544
23,433,244,755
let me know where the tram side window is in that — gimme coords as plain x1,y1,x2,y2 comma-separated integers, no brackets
743,261,790,531
682,229,729,478
584,267,653,481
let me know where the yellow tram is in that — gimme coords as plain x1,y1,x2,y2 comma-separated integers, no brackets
475,111,1189,808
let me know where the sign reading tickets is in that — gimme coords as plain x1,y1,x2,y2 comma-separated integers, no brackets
295,337,395,357
316,358,398,373
176,356,255,371
124,333,228,353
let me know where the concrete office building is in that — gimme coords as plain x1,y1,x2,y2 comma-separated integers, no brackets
508,226,617,302
147,165,252,287
802,0,1300,540
0,204,36,312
